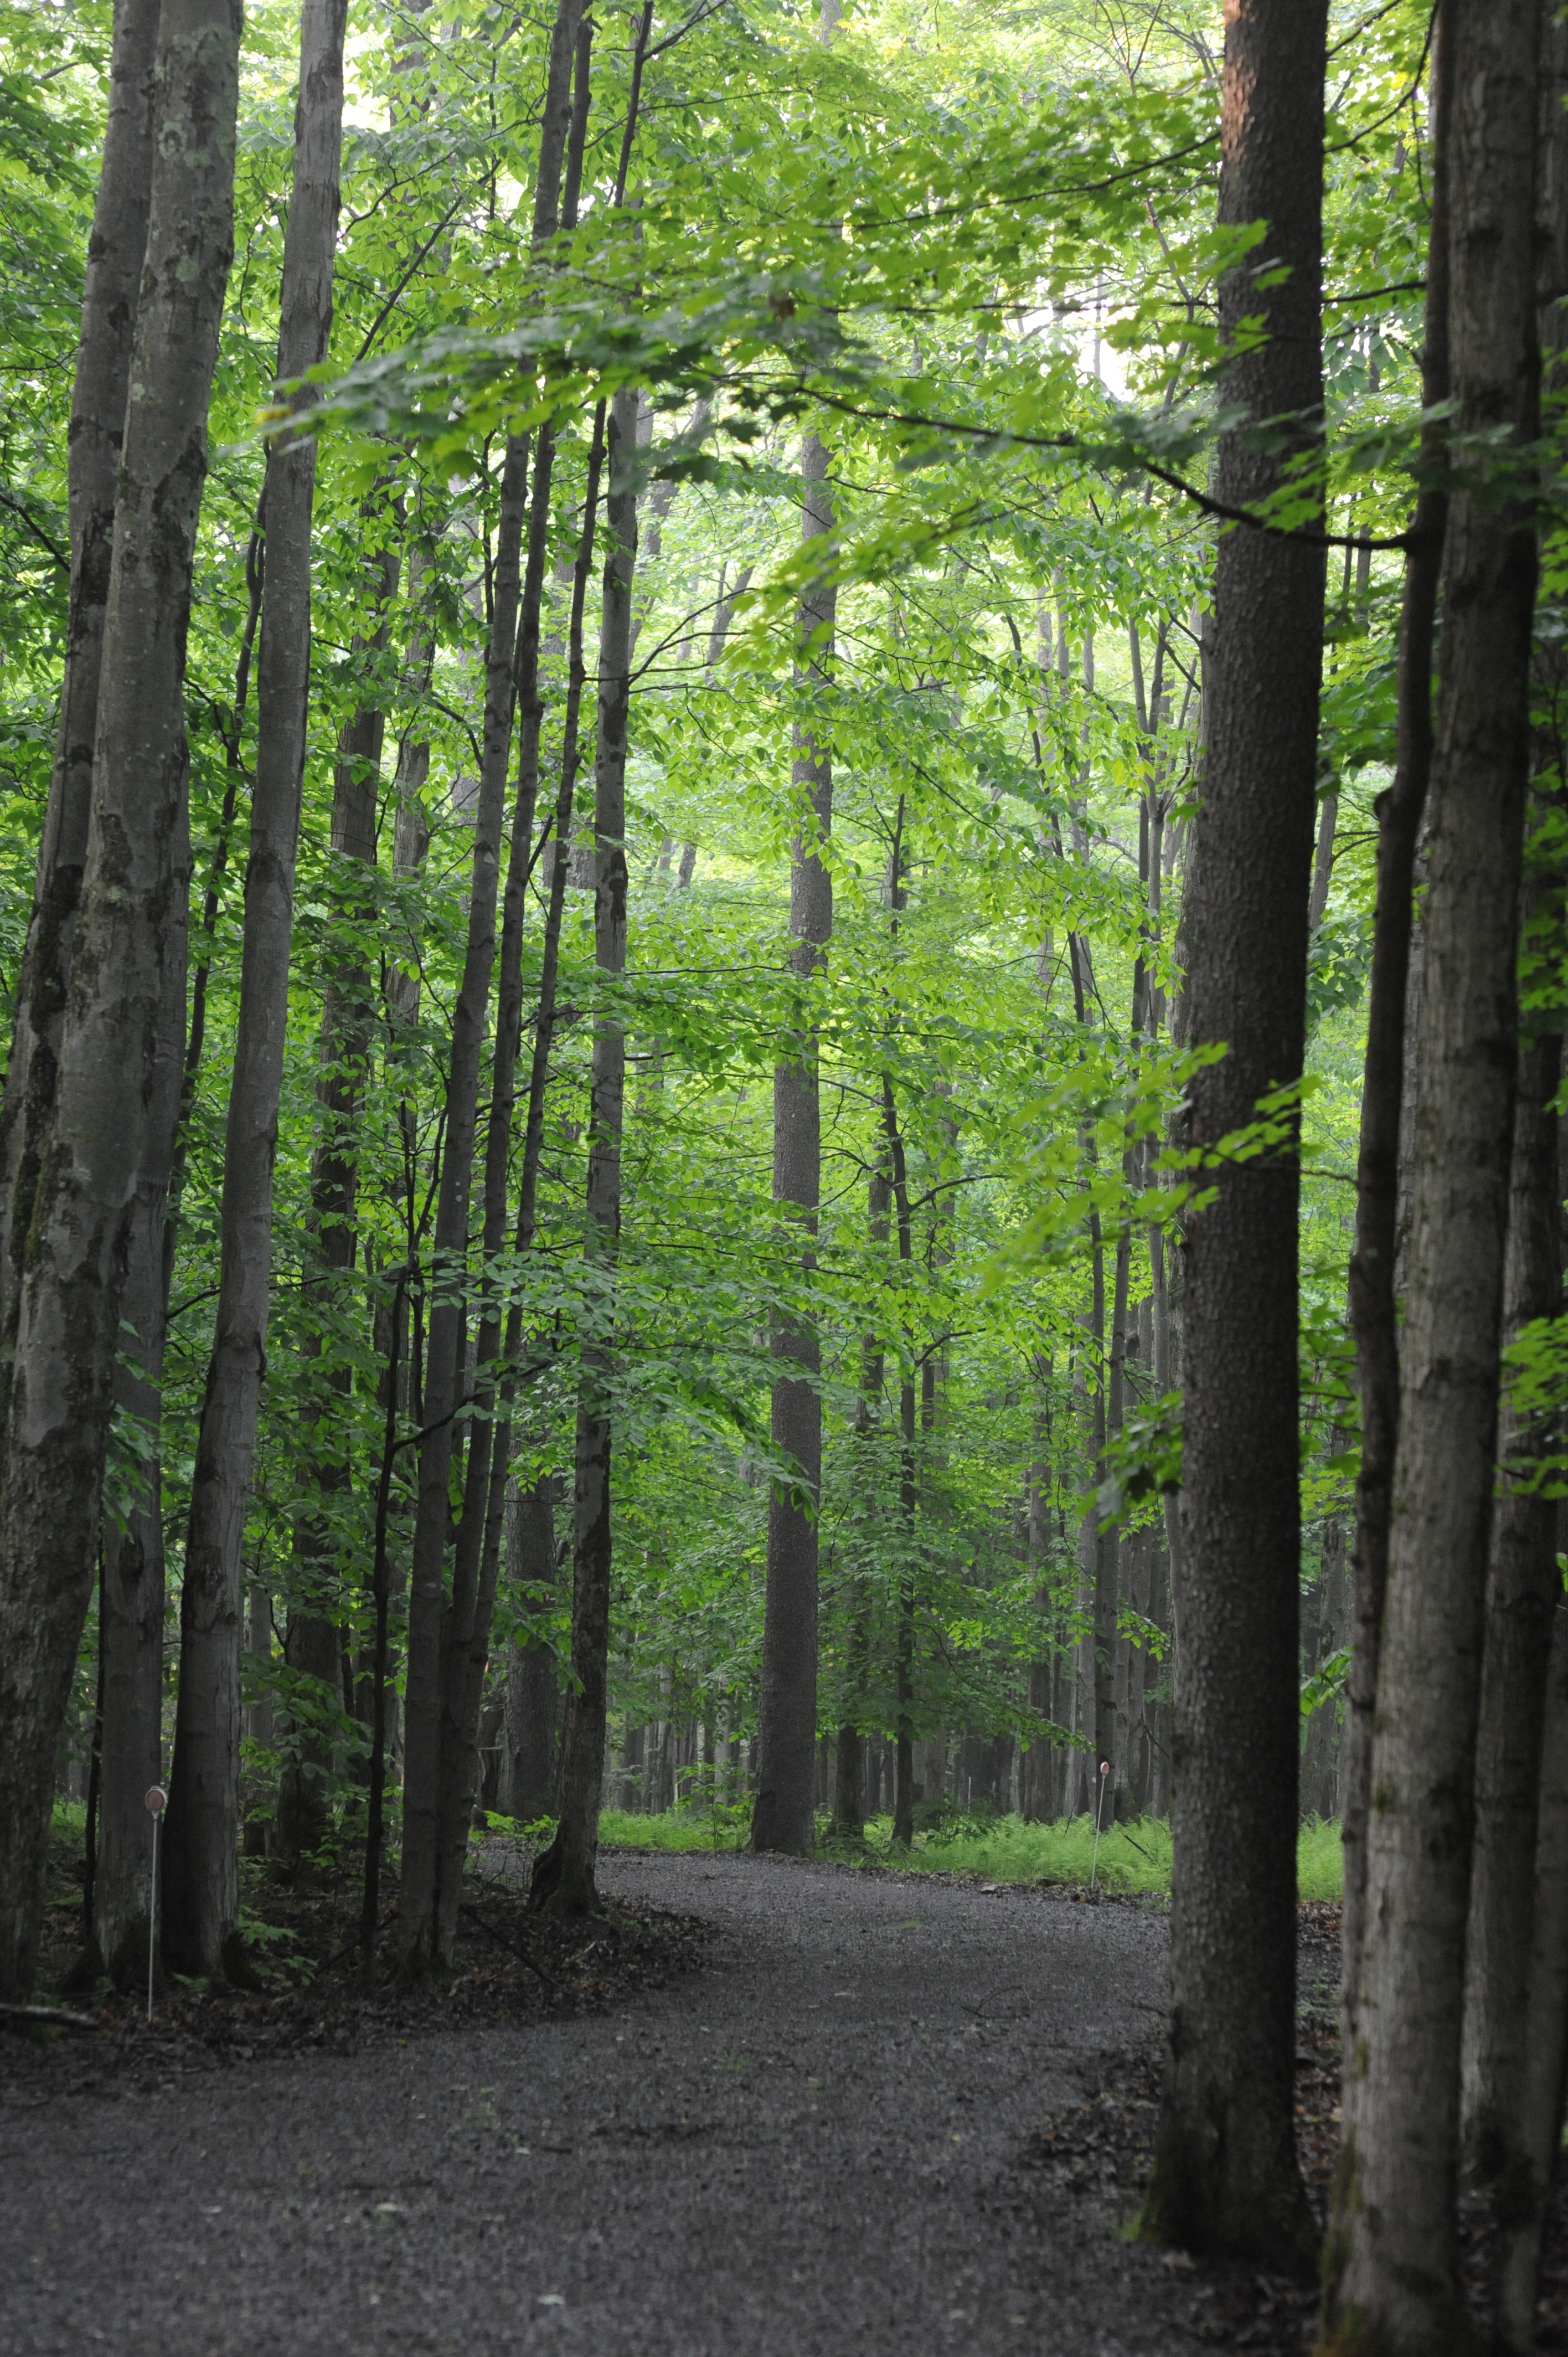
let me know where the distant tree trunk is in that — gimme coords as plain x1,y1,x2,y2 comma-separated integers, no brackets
833,1160,889,1841
1101,1216,1132,1799
753,428,835,1857
0,0,241,2005
0,0,159,1343
396,433,532,1967
1324,0,1541,2340
243,1580,275,1856
276,542,401,1864
164,0,345,1978
534,382,638,1919
1299,1510,1346,1820
1339,7,1454,2051
1142,0,1325,2272
502,1479,560,1823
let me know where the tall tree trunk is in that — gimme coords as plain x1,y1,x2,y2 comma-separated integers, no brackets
0,0,159,1344
395,433,529,1968
5,0,167,1994
1339,6,1454,2052
502,1478,560,1821
396,0,585,1973
752,429,835,1855
1299,1509,1346,1820
276,540,401,1864
1459,1021,1562,2205
92,939,185,1986
0,0,241,2005
1142,0,1325,2271
1323,3,1541,2343
163,0,346,1977
832,1161,890,1841
1497,1592,1568,2350
428,9,596,1963
533,381,638,1919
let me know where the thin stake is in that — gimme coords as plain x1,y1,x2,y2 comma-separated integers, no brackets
1090,1759,1110,1891
145,1784,167,2021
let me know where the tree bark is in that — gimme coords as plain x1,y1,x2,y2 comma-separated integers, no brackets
92,939,184,1986
533,382,638,1918
396,433,530,1970
1457,1021,1561,2217
277,538,403,1864
1299,1509,1346,1821
164,0,346,1977
7,0,168,1994
1323,2,1541,2342
832,1161,890,1841
502,1479,560,1822
1142,0,1325,2271
1339,7,1453,2054
1497,1593,1568,2350
0,0,241,2004
753,430,835,1856
0,0,159,1349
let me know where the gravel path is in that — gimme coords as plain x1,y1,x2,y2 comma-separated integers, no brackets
1,1851,1200,2356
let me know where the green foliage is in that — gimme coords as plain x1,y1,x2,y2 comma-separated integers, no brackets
18,0,1464,1835
596,1808,1347,1903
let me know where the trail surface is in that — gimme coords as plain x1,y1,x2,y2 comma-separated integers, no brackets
1,1851,1200,2356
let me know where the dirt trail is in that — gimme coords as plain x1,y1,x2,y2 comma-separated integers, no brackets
1,1850,1204,2356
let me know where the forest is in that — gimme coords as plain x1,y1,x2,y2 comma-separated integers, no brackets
0,0,1562,2351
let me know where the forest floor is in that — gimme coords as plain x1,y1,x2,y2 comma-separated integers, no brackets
3,1846,1565,2356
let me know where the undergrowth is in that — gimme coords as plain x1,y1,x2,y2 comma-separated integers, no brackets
596,1804,1345,1900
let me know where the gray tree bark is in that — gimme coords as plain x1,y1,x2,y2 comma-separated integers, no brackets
28,0,177,1994
0,0,241,2004
502,1479,560,1822
1497,1593,1568,2349
832,1160,890,1841
1142,0,1325,2271
163,0,346,1978
0,0,159,1346
534,381,639,1918
1458,1023,1561,2214
276,539,402,1865
92,940,185,1985
1339,3,1453,2056
752,430,835,1856
1324,2,1541,2342
1299,1510,1345,1821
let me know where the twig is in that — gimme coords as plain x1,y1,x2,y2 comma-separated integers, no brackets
459,1902,560,1990
0,2001,99,2032
321,1903,399,1978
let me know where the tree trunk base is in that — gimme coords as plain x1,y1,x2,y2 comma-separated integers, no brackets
1137,2127,1318,2283
529,1831,599,1916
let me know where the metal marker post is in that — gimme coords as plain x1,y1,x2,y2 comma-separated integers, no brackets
1090,1759,1109,1891
144,1785,167,2022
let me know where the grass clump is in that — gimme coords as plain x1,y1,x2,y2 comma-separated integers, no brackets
1296,1815,1344,1901
902,1812,1172,1891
